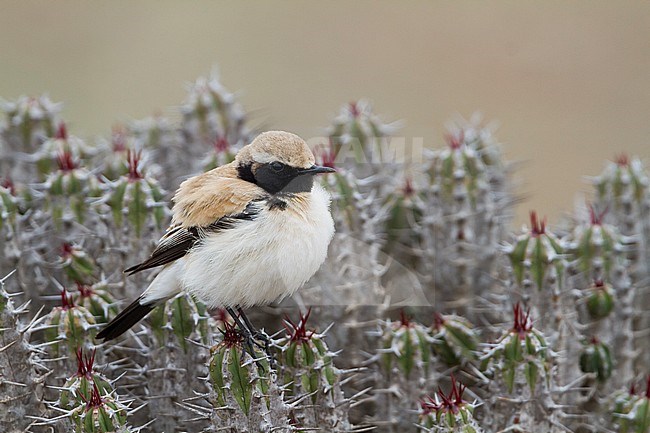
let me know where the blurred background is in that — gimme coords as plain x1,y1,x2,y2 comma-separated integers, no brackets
1,1,648,224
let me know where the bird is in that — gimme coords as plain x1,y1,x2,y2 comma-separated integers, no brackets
96,131,336,351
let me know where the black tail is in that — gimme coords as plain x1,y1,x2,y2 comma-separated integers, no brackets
96,298,156,341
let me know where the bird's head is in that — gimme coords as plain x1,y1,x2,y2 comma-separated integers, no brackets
235,131,335,194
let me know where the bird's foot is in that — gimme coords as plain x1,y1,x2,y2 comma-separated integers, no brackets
251,330,276,370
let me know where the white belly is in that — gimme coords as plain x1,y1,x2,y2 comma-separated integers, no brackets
177,184,334,308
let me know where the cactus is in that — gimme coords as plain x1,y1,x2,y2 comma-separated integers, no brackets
105,150,167,238
206,320,292,432
2,76,649,433
0,177,17,227
371,312,437,432
43,289,97,357
579,337,613,383
181,70,251,180
0,272,51,433
418,375,482,433
95,124,133,181
59,349,112,410
63,383,133,433
481,304,548,394
141,292,214,432
585,279,615,320
612,376,650,433
431,313,479,367
1,95,62,183
71,281,119,324
277,309,352,432
569,206,626,282
43,146,101,226
60,242,98,285
380,311,434,380
504,212,566,339
36,122,94,179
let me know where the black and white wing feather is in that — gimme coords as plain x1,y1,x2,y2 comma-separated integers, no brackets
124,202,260,275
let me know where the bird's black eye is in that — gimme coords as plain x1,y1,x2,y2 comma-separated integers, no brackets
270,161,285,172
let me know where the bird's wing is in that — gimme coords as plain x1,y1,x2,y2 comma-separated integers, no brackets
124,202,260,275
171,164,264,227
125,167,265,275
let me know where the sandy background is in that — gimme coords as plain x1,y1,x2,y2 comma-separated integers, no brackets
1,1,648,225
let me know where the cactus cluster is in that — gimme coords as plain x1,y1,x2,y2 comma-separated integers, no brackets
1,71,648,433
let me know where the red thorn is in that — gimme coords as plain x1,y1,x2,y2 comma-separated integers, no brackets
615,153,629,167
320,139,337,169
61,242,74,257
214,136,230,154
60,289,75,310
433,312,445,330
402,177,415,197
630,383,637,396
422,373,467,415
55,122,67,140
111,124,127,152
589,336,599,345
588,204,608,225
445,130,464,150
399,309,412,328
349,102,360,118
127,150,143,181
55,149,78,172
219,320,244,348
214,308,229,323
85,382,103,409
75,348,96,378
0,177,15,195
530,211,546,236
76,281,93,298
283,308,313,342
512,303,532,338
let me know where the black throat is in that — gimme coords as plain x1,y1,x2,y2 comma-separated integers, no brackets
237,162,314,195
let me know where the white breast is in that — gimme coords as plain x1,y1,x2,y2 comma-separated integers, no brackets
178,184,334,308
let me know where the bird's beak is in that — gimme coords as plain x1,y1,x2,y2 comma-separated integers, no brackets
299,165,336,175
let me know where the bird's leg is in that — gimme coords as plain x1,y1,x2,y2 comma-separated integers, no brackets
225,307,262,369
237,307,275,368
